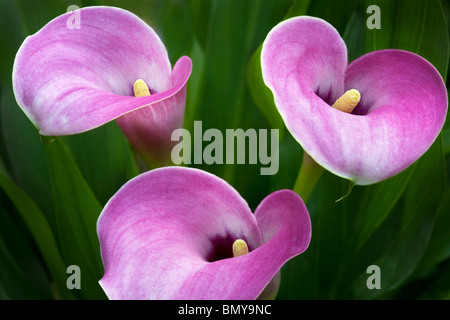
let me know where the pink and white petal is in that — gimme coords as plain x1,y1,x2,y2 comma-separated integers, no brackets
261,16,347,114
254,190,311,253
262,16,447,185
97,167,264,300
261,16,350,179
116,56,192,166
174,190,312,300
12,6,190,136
340,49,448,184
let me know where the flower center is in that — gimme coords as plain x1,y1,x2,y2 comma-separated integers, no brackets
205,236,250,262
331,89,361,113
232,239,249,257
133,79,151,97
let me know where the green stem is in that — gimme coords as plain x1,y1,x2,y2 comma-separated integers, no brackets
293,152,324,202
139,151,172,172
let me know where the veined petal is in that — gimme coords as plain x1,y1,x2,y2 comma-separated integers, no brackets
176,190,311,300
12,6,191,136
97,167,311,300
261,16,349,178
255,190,311,254
342,50,448,184
98,167,262,300
261,16,347,114
116,57,191,166
262,16,448,185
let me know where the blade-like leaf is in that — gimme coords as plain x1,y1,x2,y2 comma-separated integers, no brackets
62,122,139,206
246,44,285,138
344,0,449,79
0,165,72,299
412,188,450,278
351,137,446,298
0,200,51,299
180,0,293,208
0,0,55,227
45,139,106,299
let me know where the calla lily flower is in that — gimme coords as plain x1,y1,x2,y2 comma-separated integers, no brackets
261,16,448,185
97,167,311,300
12,6,192,166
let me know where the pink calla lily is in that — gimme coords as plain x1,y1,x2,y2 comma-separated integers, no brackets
97,167,311,300
12,6,192,165
261,16,448,185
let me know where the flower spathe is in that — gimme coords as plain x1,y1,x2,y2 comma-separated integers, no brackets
12,6,192,166
97,167,311,300
261,16,448,185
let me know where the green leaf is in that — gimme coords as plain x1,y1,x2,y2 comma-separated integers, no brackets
184,36,206,129
418,260,450,299
352,168,414,253
0,0,58,228
62,122,139,206
0,164,72,299
14,0,69,35
344,0,449,79
0,84,56,223
0,199,51,299
413,188,450,277
246,44,285,138
444,128,450,155
0,0,26,76
180,0,293,208
45,139,106,299
277,171,350,299
285,0,311,19
153,0,196,64
0,151,72,299
307,0,360,35
351,137,446,299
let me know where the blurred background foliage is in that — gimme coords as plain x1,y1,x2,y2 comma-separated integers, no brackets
0,0,449,299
